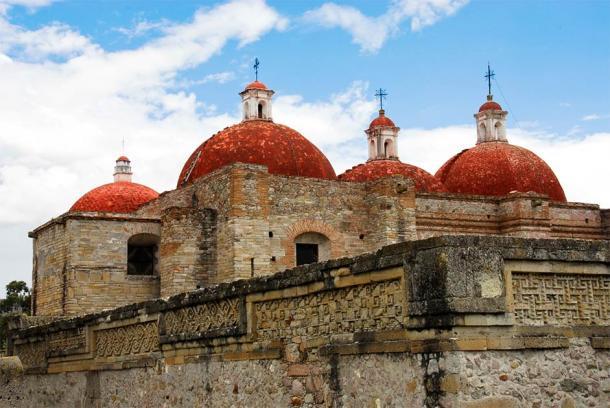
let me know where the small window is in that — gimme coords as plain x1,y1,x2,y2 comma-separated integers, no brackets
296,243,318,266
258,103,264,118
128,234,159,275
294,232,330,266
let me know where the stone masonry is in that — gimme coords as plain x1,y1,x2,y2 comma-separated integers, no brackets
5,236,610,407
30,162,610,316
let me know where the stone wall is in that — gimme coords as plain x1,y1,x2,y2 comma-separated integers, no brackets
30,163,609,317
31,221,69,316
30,215,161,316
7,236,610,407
417,192,606,240
159,207,217,297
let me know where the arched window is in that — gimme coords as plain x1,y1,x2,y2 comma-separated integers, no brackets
127,234,159,275
295,232,330,266
258,103,264,119
384,139,393,157
494,121,503,139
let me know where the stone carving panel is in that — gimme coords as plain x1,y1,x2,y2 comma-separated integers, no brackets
512,272,610,326
162,298,240,337
95,321,158,357
255,280,404,340
48,328,86,353
14,341,47,369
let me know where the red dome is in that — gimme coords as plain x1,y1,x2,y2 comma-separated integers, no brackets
70,182,159,213
117,156,130,162
245,81,268,91
369,110,395,129
436,142,566,201
178,120,336,186
479,100,503,112
339,160,446,192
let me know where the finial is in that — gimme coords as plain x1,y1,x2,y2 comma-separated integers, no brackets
253,58,260,81
484,63,495,97
374,88,388,111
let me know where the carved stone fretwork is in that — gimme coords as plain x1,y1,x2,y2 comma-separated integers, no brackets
95,321,158,357
255,280,404,340
512,272,610,326
14,341,47,369
162,298,241,338
48,328,86,354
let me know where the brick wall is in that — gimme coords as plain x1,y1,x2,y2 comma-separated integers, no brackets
159,207,217,297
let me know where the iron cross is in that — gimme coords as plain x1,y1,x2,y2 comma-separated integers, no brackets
484,63,495,96
254,58,260,81
375,88,388,110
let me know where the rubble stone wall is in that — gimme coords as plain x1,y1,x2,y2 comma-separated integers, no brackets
8,236,610,407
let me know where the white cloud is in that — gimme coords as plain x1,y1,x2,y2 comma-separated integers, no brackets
582,113,610,121
0,0,287,288
115,19,171,39
0,0,53,14
304,0,468,52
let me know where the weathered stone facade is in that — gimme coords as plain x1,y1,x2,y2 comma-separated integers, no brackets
30,162,610,317
5,236,610,407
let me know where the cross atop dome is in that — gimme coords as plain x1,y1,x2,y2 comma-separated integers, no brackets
484,63,495,97
375,88,388,110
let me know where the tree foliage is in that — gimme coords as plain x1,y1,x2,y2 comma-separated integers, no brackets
0,281,31,353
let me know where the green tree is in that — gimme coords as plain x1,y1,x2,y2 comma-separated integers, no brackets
0,281,31,353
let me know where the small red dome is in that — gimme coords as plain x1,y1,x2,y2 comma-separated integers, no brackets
369,110,395,129
339,160,446,192
245,81,268,91
117,156,130,162
70,182,159,213
436,142,566,201
479,100,503,112
178,120,336,186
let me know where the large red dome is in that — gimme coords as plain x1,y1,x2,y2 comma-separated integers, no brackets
70,182,159,213
339,160,446,192
436,142,566,202
178,120,336,186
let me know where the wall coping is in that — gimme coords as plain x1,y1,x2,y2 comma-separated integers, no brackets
13,235,609,338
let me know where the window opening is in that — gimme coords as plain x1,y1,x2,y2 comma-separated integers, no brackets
296,243,318,266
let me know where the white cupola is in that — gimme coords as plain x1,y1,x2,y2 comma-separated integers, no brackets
240,81,274,121
474,95,508,144
366,109,400,161
113,156,132,182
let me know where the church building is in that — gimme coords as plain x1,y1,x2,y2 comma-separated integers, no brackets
29,73,610,317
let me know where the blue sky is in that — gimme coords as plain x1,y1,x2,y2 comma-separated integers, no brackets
0,0,608,291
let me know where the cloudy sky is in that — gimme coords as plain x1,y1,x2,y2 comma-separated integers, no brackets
0,0,608,290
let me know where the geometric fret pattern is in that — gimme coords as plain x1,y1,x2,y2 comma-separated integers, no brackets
162,298,240,337
48,328,86,353
512,272,610,326
14,341,47,369
255,279,404,340
95,321,159,357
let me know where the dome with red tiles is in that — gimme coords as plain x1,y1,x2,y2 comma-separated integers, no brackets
339,160,446,192
178,120,336,186
245,80,268,91
478,100,503,112
435,142,566,201
117,155,130,162
369,109,395,129
70,182,159,213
